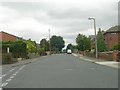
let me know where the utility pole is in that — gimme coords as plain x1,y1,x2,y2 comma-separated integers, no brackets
48,29,51,55
88,18,98,58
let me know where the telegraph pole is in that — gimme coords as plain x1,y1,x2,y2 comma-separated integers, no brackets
48,29,51,55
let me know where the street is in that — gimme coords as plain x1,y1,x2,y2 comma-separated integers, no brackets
1,54,118,88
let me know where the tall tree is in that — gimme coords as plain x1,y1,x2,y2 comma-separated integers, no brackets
40,39,49,51
50,35,65,51
97,28,107,52
76,34,90,51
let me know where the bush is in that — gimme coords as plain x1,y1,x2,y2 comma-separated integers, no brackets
11,41,27,58
113,43,120,51
2,41,27,58
2,53,13,64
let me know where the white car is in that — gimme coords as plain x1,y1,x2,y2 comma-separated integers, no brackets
67,49,72,54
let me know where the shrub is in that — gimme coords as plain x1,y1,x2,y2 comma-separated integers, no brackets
2,53,13,64
113,43,120,51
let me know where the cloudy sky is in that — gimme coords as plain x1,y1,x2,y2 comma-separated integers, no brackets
0,0,119,46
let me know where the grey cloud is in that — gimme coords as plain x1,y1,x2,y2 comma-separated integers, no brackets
0,1,118,45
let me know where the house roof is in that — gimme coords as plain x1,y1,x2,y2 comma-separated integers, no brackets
0,31,24,40
0,31,17,37
104,25,120,34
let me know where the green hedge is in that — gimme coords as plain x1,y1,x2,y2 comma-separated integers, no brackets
2,41,27,58
2,53,13,64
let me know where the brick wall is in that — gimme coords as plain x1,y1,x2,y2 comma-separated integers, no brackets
83,51,120,62
98,52,113,61
0,32,17,42
104,32,120,49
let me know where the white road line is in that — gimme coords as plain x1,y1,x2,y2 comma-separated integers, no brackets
19,68,22,71
0,65,26,88
9,68,15,72
13,73,17,76
10,76,14,79
6,79,12,82
19,65,26,71
1,74,6,77
15,72,18,74
1,82,8,87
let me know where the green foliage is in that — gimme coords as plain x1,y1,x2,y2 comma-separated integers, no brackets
50,35,65,51
40,39,49,51
38,47,45,56
113,43,120,51
66,44,73,51
2,53,12,64
11,41,27,58
76,34,90,51
97,28,107,52
2,41,27,58
25,40,37,53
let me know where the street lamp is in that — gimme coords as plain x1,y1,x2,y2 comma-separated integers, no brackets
48,29,51,55
88,18,98,58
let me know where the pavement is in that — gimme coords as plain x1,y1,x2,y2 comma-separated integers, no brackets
72,53,120,69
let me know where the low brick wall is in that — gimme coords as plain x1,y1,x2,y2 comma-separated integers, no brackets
98,52,113,61
82,50,120,62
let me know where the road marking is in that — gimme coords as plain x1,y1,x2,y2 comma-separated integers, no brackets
1,65,26,88
19,65,26,71
13,73,17,76
10,76,14,79
1,74,6,77
15,72,18,74
1,82,8,87
6,79,12,82
9,68,15,72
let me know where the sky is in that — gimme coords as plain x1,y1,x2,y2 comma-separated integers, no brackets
0,0,119,47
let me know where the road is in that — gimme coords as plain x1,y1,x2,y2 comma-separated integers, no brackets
1,54,118,88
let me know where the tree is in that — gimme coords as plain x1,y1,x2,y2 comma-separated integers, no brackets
40,39,49,51
50,35,65,51
76,34,90,51
25,39,37,53
66,43,73,52
97,28,107,52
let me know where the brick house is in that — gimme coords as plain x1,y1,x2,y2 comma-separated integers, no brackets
0,31,23,42
104,25,120,50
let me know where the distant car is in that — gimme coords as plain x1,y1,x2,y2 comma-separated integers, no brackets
67,49,72,54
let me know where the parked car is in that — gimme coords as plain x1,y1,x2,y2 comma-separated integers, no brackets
67,49,72,54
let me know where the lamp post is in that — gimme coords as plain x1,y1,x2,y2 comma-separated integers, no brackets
48,29,51,55
88,18,98,58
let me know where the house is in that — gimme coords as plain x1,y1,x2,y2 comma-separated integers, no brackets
104,25,120,50
0,31,23,42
